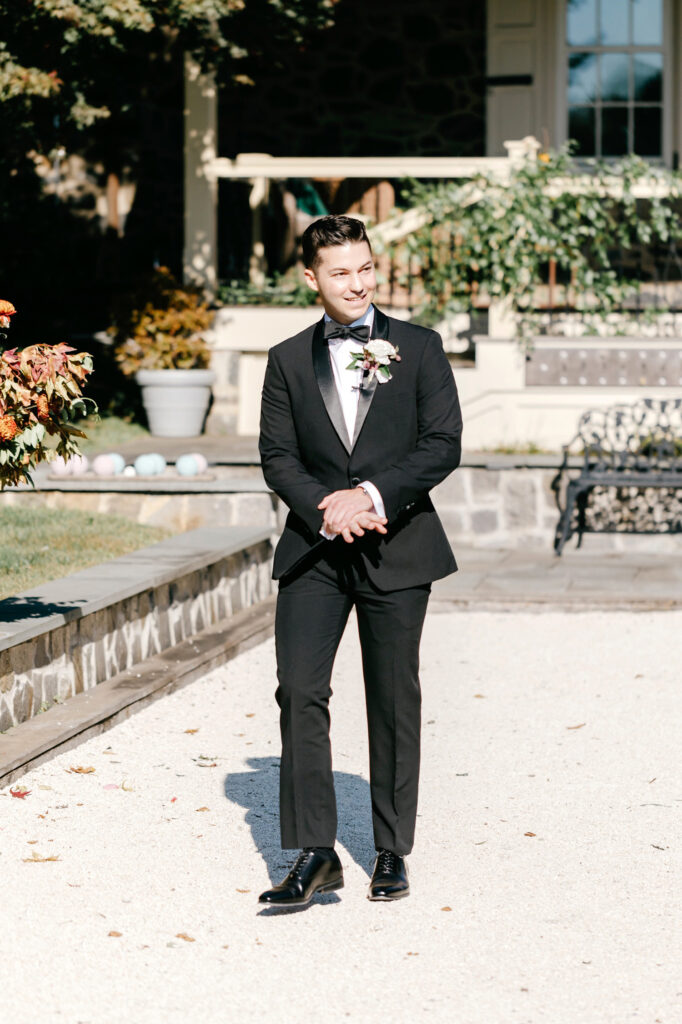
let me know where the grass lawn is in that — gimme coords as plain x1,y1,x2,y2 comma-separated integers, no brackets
75,415,150,454
0,507,171,599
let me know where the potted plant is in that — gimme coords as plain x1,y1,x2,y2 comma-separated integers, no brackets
110,267,216,437
0,299,96,488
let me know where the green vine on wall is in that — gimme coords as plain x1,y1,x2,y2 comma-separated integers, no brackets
399,147,682,346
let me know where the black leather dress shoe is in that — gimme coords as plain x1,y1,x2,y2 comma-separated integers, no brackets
258,848,344,908
368,849,410,901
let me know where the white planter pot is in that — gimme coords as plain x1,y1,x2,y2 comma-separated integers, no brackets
135,368,216,437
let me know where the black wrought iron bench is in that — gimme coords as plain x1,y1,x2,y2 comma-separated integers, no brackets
552,398,682,555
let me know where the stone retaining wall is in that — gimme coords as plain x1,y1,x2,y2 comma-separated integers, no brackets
432,466,559,549
3,461,677,555
0,527,274,732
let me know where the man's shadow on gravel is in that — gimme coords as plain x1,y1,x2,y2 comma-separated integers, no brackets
224,756,376,885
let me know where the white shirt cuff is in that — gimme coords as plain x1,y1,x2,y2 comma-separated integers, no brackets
318,481,386,540
359,480,385,519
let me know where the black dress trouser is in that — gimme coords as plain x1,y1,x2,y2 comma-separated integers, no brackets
274,547,431,857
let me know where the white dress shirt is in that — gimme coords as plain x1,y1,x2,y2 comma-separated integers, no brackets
320,305,386,538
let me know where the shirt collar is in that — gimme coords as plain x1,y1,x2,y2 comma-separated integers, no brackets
323,304,375,333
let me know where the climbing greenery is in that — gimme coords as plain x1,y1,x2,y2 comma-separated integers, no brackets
400,147,682,344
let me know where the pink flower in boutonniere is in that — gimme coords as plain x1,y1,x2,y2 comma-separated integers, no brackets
347,339,401,384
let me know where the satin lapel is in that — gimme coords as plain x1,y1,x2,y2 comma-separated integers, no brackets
312,318,352,454
351,307,390,449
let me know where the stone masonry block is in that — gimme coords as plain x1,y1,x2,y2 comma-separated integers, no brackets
230,493,275,527
502,473,539,530
433,469,468,506
12,677,34,722
471,470,501,503
0,696,14,732
471,509,499,533
436,508,469,538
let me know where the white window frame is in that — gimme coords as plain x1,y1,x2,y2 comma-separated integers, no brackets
555,0,673,166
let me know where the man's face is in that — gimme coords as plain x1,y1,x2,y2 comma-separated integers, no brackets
304,240,377,324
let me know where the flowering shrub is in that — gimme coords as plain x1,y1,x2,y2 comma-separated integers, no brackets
110,267,213,376
0,299,96,488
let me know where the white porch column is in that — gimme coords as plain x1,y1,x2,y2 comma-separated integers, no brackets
183,54,218,295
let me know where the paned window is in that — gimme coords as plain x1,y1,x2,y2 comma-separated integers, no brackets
566,0,664,157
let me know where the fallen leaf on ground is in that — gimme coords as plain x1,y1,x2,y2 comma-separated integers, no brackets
196,761,217,768
108,931,122,937
68,766,95,774
37,813,47,819
121,780,134,791
406,952,419,956
245,713,255,718
474,694,486,699
184,729,199,734
648,777,657,784
524,832,537,837
196,806,209,812
176,933,195,942
566,723,585,730
38,785,53,791
22,851,60,862
170,797,178,803
10,787,31,799
236,888,250,893
27,840,38,845
441,906,452,912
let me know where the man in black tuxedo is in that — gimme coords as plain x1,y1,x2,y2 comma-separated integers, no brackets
258,215,462,907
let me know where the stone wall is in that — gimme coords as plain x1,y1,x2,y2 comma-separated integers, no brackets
432,466,560,550
0,528,274,732
0,486,278,536
4,463,678,573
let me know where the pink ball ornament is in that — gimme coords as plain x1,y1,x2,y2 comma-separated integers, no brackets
69,455,89,475
51,455,71,476
92,454,115,476
189,452,208,473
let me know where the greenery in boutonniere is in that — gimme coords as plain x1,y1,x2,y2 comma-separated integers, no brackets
347,339,401,384
399,146,682,347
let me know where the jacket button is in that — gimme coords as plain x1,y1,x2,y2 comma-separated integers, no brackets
350,476,360,486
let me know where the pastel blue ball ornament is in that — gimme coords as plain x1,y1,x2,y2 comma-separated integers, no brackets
109,453,125,475
175,454,200,477
134,452,166,476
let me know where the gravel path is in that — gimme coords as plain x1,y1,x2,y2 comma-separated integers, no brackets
2,609,680,1024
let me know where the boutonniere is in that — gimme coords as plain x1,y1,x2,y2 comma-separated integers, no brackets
346,339,401,384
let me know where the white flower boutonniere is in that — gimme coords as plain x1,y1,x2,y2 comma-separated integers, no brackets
346,339,401,384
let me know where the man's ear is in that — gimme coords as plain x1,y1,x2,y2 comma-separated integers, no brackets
303,266,319,292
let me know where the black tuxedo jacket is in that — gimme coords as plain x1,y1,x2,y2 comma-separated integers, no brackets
258,307,463,590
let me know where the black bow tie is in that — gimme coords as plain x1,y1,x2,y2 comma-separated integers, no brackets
324,321,371,344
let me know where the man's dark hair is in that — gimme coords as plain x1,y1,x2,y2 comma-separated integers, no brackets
301,215,372,269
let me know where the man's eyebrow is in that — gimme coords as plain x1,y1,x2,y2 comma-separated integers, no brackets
328,261,373,271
